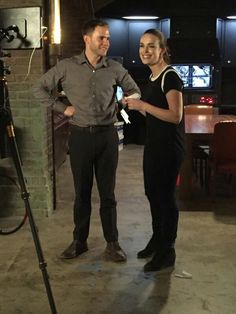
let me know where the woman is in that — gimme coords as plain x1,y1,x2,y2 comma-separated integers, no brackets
125,29,185,272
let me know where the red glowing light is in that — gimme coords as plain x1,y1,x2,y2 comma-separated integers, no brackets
199,96,215,104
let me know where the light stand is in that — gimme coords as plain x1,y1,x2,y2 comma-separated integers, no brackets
0,28,57,314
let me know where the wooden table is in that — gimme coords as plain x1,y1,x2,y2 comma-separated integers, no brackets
179,114,236,199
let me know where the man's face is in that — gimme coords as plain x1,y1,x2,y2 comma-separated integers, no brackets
84,25,110,57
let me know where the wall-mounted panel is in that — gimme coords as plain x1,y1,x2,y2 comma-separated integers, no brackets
222,20,236,67
0,7,42,49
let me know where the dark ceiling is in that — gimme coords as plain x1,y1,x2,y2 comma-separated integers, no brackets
95,0,236,19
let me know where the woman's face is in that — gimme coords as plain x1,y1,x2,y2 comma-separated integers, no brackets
139,33,163,66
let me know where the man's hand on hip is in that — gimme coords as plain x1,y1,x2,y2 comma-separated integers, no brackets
64,105,75,117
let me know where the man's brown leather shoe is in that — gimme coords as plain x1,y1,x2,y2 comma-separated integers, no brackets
60,240,88,259
104,241,127,262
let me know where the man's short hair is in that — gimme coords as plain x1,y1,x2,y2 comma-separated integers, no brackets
82,19,109,36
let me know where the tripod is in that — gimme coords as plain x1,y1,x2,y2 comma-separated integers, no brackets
0,50,57,313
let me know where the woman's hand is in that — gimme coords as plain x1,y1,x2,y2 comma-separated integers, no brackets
64,105,75,117
125,98,145,111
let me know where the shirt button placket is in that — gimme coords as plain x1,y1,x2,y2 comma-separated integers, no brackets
92,70,96,109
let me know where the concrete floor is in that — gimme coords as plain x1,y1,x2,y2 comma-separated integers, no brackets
1,144,236,314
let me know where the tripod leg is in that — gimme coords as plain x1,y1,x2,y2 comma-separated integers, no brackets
6,124,57,314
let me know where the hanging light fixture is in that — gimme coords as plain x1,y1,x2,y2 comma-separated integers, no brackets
122,16,159,20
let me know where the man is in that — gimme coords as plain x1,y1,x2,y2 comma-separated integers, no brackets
33,19,140,262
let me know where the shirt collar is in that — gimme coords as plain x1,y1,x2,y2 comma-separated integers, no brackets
75,51,108,68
